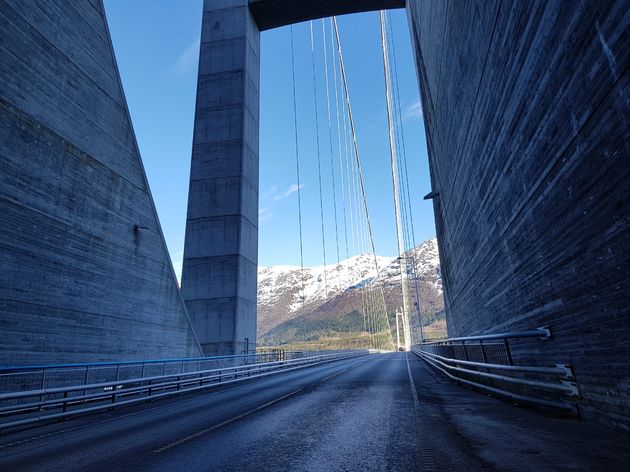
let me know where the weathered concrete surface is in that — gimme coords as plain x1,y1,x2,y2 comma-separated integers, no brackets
181,0,259,355
0,0,202,364
408,0,630,431
248,0,404,31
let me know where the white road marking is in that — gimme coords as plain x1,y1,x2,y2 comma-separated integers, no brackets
0,381,253,450
320,369,347,382
2,356,363,454
153,388,303,453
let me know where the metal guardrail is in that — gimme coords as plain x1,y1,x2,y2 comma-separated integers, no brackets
412,327,579,415
0,349,349,373
0,350,368,433
420,327,551,346
0,350,349,401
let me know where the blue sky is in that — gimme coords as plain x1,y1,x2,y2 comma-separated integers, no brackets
104,1,435,276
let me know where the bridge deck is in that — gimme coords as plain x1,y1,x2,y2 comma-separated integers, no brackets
249,0,406,31
0,353,627,471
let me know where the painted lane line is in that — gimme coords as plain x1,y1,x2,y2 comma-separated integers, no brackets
153,388,303,453
2,358,359,449
319,356,372,382
0,379,257,450
405,353,421,414
320,369,347,382
154,358,363,453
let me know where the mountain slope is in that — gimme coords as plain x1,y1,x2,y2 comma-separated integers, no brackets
257,238,444,346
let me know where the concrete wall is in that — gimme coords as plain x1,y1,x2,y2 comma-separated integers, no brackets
407,0,629,431
0,0,202,364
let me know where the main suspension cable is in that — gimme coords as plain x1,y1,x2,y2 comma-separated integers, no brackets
333,17,380,275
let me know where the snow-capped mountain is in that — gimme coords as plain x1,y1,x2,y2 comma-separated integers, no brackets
257,237,443,342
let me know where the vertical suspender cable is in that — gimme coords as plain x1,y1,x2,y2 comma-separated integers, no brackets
290,26,306,305
334,17,395,350
386,11,424,342
309,21,328,297
336,26,368,346
385,12,414,346
321,20,341,291
330,18,351,274
333,18,379,268
380,11,411,350
335,45,367,345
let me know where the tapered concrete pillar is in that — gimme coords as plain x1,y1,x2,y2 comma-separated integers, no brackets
181,0,259,355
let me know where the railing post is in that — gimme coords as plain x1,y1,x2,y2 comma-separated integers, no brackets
62,391,69,412
504,338,513,365
39,369,46,410
83,366,90,400
462,341,469,361
479,339,487,363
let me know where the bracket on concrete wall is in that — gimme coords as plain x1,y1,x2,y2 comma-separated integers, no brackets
562,380,581,398
537,326,552,340
556,364,576,380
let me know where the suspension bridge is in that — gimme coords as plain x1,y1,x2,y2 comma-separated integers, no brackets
0,0,628,470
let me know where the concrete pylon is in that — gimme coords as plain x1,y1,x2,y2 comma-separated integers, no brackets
0,0,203,364
181,0,259,355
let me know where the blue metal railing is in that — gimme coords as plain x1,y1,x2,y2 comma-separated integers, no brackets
0,353,277,372
0,350,369,432
412,327,579,415
420,327,551,346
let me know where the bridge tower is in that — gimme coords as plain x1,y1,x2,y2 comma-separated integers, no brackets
180,0,403,356
181,0,260,356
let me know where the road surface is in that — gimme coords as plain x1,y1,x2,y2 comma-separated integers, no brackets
0,352,627,471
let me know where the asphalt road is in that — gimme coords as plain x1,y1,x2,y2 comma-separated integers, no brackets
0,352,628,471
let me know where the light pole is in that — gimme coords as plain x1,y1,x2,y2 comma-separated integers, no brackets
398,255,425,345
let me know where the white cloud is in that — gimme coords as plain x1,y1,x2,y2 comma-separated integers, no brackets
262,186,278,199
272,183,303,202
169,38,200,78
257,184,303,222
259,207,273,222
405,100,423,120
